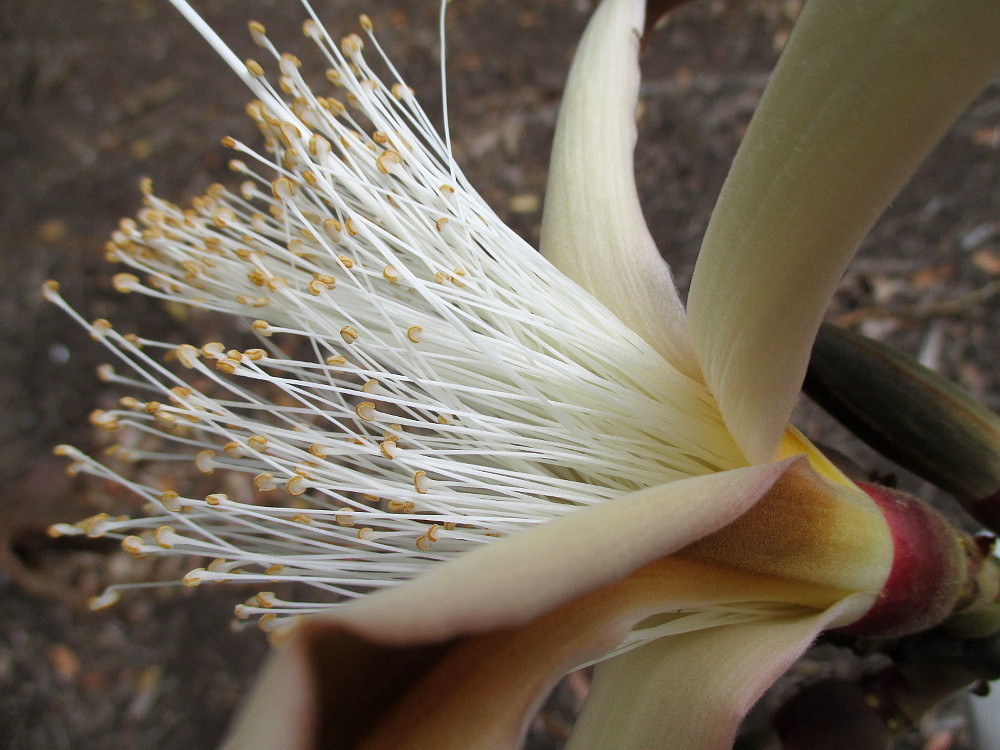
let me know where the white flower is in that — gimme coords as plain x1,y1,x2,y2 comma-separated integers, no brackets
45,0,999,748
46,0,745,626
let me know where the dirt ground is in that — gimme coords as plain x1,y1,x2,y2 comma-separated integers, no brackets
1,0,997,748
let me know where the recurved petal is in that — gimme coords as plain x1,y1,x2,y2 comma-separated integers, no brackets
220,558,853,750
539,0,696,376
687,0,1000,463
333,460,795,644
566,594,868,750
216,461,803,749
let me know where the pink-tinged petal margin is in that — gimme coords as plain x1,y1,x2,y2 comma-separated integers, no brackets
540,0,696,376
334,460,794,644
217,461,793,749
220,559,858,750
687,0,1000,463
218,460,891,749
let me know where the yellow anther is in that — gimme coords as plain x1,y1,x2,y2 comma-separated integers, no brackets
415,525,440,552
387,499,414,513
309,443,329,458
322,218,343,242
265,276,287,293
271,178,295,200
291,512,312,525
345,217,358,236
247,267,267,287
358,13,373,31
160,490,182,512
323,97,347,116
279,121,301,148
391,83,413,100
280,52,301,72
122,535,148,559
252,319,272,336
356,527,373,540
361,379,382,394
302,18,320,39
355,401,376,421
256,592,277,608
201,342,225,359
248,20,268,46
335,508,355,527
337,254,355,269
76,513,110,536
205,493,226,506
376,150,402,175
182,568,205,587
154,525,176,549
254,473,277,492
435,217,449,232
89,409,120,431
195,449,216,474
245,59,265,77
413,470,429,494
379,439,397,460
325,354,346,367
406,325,422,343
248,434,268,452
438,184,455,195
174,344,199,368
286,476,308,496
88,590,120,610
112,273,140,293
90,318,113,339
382,265,399,283
244,348,266,361
341,33,364,56
216,358,238,374
340,326,359,344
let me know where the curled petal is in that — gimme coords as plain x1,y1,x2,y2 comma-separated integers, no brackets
567,595,868,750
221,561,859,750
219,459,893,749
540,0,695,375
687,0,1000,463
334,460,795,643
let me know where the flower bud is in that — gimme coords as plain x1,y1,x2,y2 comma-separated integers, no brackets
841,483,994,637
805,324,1000,529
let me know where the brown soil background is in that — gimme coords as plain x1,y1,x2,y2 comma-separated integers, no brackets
1,0,997,748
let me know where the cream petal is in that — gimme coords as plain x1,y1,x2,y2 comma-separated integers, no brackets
539,0,696,375
687,0,1000,463
566,595,869,750
220,559,856,750
334,460,795,644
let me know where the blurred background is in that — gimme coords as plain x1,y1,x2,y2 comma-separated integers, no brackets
1,0,997,747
